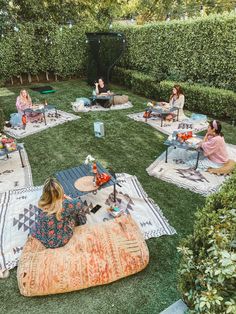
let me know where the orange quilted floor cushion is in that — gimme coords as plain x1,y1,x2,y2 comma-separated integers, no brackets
17,215,149,296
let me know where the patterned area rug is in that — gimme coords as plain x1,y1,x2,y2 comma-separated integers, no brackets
128,112,208,135
4,110,80,139
0,144,32,193
147,144,236,196
72,101,133,112
0,173,175,271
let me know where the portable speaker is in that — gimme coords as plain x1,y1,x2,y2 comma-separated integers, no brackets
94,121,104,137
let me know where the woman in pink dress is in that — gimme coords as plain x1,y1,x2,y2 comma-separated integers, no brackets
184,120,228,170
199,120,228,165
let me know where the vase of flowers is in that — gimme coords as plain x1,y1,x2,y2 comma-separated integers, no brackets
84,155,95,174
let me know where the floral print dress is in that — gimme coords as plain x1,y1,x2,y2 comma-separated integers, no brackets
30,198,86,248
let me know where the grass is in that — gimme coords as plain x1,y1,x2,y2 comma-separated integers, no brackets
0,80,236,314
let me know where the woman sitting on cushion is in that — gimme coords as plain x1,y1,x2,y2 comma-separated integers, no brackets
94,77,112,108
16,89,43,123
30,178,86,249
184,120,229,170
95,77,111,96
160,85,186,122
199,120,228,165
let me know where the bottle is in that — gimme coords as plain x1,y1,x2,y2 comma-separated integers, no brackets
92,162,98,187
22,114,27,130
44,99,48,107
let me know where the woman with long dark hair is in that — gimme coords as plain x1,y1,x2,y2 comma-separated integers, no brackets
161,84,186,121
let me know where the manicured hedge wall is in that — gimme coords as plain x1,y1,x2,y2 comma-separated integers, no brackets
0,21,95,82
112,67,236,120
178,170,236,313
114,13,236,91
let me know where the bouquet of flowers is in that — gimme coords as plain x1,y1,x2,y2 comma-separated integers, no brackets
146,102,154,107
84,155,95,165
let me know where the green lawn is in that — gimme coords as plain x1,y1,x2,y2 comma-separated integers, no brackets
0,80,235,314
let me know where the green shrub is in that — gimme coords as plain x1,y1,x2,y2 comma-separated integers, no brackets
178,171,236,313
112,67,157,98
114,13,236,91
112,67,236,120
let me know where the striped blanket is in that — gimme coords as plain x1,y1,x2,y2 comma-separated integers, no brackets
0,173,175,272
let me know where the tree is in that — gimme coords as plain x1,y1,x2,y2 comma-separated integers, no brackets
118,0,236,23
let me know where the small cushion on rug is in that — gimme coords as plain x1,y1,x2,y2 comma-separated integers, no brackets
72,98,91,112
207,159,236,175
113,95,129,105
17,215,149,296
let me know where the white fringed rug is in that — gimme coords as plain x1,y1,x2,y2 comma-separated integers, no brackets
0,173,175,271
147,144,236,196
72,101,133,112
0,144,32,193
4,110,80,139
128,112,208,135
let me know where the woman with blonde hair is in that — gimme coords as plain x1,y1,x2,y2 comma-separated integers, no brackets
16,89,43,123
30,178,86,248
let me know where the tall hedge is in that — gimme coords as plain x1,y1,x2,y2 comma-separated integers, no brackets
114,13,236,91
0,21,97,83
178,171,236,313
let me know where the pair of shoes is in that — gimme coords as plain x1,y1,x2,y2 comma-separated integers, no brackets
0,269,10,279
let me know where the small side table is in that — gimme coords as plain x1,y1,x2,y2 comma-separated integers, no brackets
0,144,24,168
90,94,115,107
164,139,202,170
55,162,117,202
24,104,57,126
145,106,180,126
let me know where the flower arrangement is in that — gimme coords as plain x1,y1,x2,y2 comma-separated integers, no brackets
84,155,95,166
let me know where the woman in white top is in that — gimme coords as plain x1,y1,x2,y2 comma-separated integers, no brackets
161,85,186,121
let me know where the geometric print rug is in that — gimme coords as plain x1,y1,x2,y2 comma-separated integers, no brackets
147,144,236,196
4,110,80,139
128,111,208,135
0,173,176,272
0,144,33,193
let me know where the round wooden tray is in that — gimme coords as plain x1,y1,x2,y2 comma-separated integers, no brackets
74,176,98,192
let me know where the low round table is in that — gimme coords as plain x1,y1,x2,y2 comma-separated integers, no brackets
74,176,98,192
